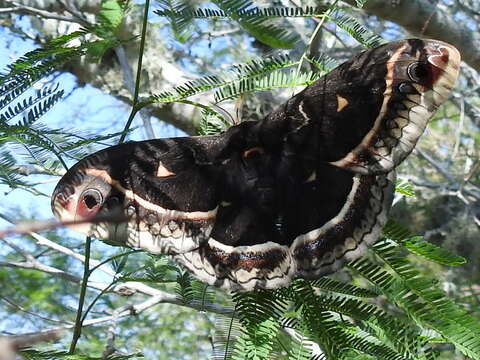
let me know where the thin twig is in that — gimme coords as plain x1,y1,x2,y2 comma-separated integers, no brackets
81,282,117,325
69,236,92,353
0,296,72,325
0,235,34,261
58,0,91,25
0,213,234,314
0,213,119,278
0,260,86,284
463,158,479,185
9,165,61,176
0,2,78,23
0,257,234,316
451,98,465,160
119,0,151,143
293,0,338,88
102,308,120,359
114,45,155,139
0,212,128,238
0,330,62,360
415,148,480,202
416,148,456,183
39,294,168,334
36,292,234,338
200,28,241,38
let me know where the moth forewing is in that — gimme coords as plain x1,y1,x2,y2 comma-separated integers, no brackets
52,39,460,291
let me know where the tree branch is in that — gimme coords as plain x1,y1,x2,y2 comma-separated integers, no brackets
0,2,79,23
58,0,91,25
0,330,62,360
341,0,480,72
416,148,456,183
0,213,234,316
0,213,118,278
0,295,71,325
0,257,234,317
0,260,87,284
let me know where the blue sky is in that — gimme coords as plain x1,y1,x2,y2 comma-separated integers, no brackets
0,22,188,229
0,5,248,231
0,13,205,307
0,24,165,334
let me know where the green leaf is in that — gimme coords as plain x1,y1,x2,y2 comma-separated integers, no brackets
20,348,144,359
214,70,319,102
213,312,242,360
213,0,299,49
232,290,287,360
85,39,117,61
155,3,331,48
403,236,467,266
198,108,231,136
156,0,195,42
111,251,130,274
395,178,416,197
145,54,320,107
354,0,369,8
369,241,480,359
309,277,379,298
305,53,338,73
142,255,179,282
0,84,64,125
383,219,412,242
99,0,124,29
329,10,385,48
89,0,129,39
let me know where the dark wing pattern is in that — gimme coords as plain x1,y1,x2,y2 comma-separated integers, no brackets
51,39,460,291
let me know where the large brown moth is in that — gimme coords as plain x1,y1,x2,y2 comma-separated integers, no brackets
52,39,460,291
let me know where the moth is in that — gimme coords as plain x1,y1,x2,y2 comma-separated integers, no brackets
52,39,460,291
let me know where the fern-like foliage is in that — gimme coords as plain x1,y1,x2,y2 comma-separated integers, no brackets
213,311,243,360
212,224,478,360
145,53,336,113
151,0,386,122
20,348,143,359
403,236,467,266
156,0,196,42
153,5,480,357
384,220,467,266
198,108,232,136
215,69,320,102
309,277,379,298
329,9,385,48
0,0,130,192
231,290,288,359
174,269,218,309
156,1,331,48
369,241,480,358
395,178,416,197
0,31,89,98
211,0,300,49
155,1,385,49
288,281,431,360
156,4,326,19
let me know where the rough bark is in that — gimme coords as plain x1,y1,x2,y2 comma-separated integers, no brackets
341,0,480,72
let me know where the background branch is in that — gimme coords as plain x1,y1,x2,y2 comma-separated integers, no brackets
341,0,480,72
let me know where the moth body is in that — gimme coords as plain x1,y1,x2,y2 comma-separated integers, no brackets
52,39,460,291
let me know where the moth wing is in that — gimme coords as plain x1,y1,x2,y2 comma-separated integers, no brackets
289,39,460,175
